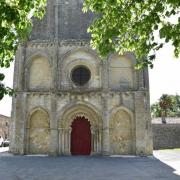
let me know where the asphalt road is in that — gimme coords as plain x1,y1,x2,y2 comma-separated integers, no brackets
0,147,179,180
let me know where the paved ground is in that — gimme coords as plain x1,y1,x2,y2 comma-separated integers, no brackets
154,149,180,176
0,148,179,180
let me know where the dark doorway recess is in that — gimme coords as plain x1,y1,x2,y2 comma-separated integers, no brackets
71,116,91,155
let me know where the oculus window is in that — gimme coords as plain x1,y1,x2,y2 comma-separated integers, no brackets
71,66,91,86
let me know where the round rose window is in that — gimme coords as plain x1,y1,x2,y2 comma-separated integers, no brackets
71,66,91,86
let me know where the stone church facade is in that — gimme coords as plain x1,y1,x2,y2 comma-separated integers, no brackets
10,0,153,156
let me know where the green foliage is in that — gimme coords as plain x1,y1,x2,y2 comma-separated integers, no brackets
151,94,180,117
83,0,180,68
151,102,161,118
169,94,180,117
0,0,46,100
0,72,14,100
0,83,14,100
159,94,173,116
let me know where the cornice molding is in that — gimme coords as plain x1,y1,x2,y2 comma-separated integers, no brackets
26,40,90,48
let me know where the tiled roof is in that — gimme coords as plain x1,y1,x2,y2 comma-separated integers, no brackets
0,115,10,121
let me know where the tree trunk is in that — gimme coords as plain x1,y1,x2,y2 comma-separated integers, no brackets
161,111,166,124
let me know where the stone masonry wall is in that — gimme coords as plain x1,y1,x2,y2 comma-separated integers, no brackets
0,115,10,139
152,124,180,150
10,0,152,155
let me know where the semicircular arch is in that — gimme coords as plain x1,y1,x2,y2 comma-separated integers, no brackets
61,47,102,65
25,51,53,68
27,107,50,129
26,52,53,89
109,106,135,154
59,102,102,129
108,53,136,67
110,106,134,122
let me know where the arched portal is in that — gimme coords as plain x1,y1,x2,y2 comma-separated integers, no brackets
71,116,91,155
27,109,50,154
110,107,135,155
59,103,102,155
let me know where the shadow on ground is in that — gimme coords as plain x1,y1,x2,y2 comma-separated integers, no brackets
0,153,179,180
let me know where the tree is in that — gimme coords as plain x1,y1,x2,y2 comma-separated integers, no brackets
159,94,172,123
151,102,161,118
169,94,180,117
151,94,180,121
0,0,46,100
83,0,180,68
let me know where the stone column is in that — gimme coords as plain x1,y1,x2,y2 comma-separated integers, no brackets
68,129,71,155
138,70,145,90
134,91,152,156
144,91,153,155
49,129,58,156
102,60,109,89
94,130,97,153
64,129,71,155
96,129,100,153
91,129,94,154
60,128,65,155
10,93,27,155
13,44,26,91
101,59,110,155
54,1,59,40
98,129,102,154
134,91,145,155
102,94,110,155
143,68,149,90
58,128,61,154
10,42,27,155
49,94,58,156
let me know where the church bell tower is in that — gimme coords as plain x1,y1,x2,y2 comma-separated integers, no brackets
10,0,153,156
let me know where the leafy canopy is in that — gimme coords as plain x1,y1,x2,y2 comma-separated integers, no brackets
151,94,180,117
0,0,46,100
83,0,180,68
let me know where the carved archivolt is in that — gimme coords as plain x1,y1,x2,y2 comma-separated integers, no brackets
60,48,101,85
25,51,53,68
110,108,132,129
59,103,102,129
110,106,133,122
27,107,50,129
61,47,102,66
108,53,136,66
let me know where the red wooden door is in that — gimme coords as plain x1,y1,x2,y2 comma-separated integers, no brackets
71,117,91,155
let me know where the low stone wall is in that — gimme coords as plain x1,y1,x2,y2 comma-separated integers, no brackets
152,124,180,150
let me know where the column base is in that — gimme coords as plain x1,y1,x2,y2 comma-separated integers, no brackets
102,151,110,156
48,151,58,156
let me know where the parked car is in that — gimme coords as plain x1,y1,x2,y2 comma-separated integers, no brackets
0,137,4,147
3,139,10,147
